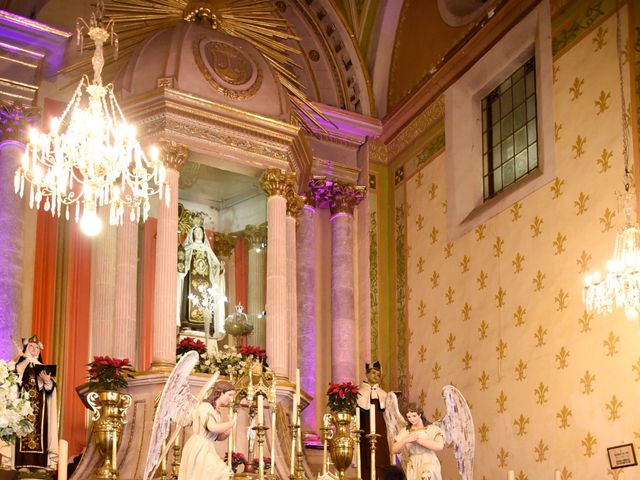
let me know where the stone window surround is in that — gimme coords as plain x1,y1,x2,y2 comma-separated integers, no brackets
444,0,554,241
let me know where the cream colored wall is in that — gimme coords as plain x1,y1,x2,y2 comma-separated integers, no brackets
394,9,640,480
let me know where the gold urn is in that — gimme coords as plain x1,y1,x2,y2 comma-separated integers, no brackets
328,412,354,480
87,390,132,480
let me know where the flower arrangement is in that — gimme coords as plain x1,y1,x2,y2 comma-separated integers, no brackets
224,451,246,472
326,382,359,415
239,345,267,364
176,337,210,373
0,360,34,442
87,356,134,392
252,456,271,470
210,345,243,378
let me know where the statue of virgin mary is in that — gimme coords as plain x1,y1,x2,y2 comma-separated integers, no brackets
177,225,226,335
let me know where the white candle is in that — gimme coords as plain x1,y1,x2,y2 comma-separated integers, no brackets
112,433,117,472
295,368,301,403
554,470,561,480
270,407,277,475
258,395,264,425
57,440,68,480
369,406,376,434
355,407,361,480
508,471,515,480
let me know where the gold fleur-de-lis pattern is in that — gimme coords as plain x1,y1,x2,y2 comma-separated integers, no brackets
398,9,640,480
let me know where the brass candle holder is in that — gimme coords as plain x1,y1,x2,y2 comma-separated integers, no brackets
352,428,363,480
365,433,381,480
253,424,269,479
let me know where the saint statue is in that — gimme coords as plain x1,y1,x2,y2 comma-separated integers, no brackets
14,335,59,470
178,225,226,335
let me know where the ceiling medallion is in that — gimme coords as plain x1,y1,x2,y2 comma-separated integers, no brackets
194,38,263,100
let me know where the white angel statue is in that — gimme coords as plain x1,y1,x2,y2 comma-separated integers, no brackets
383,385,474,480
142,350,235,480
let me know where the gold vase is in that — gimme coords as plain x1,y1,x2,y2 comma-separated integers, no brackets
87,390,132,480
328,412,354,480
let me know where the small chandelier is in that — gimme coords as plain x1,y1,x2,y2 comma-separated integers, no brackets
583,1,639,321
13,0,168,236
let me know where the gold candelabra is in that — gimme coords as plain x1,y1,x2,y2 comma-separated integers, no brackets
352,428,363,480
365,433,381,480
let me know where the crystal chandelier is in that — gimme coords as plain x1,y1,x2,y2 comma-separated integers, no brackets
13,0,168,236
583,1,640,321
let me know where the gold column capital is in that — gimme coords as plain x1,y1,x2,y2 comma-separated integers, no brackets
329,182,366,215
156,138,189,170
259,168,296,197
244,223,268,249
213,232,236,258
0,100,39,144
286,192,305,218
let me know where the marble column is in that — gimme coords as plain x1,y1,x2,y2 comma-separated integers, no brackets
152,140,188,371
91,209,117,356
329,183,366,383
296,200,317,428
259,169,295,378
245,224,267,347
286,193,304,382
113,219,138,362
0,103,36,359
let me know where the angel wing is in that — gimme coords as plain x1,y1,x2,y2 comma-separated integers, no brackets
383,391,406,464
434,385,475,480
142,351,201,480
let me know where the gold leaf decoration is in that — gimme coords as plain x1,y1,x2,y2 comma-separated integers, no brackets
555,289,569,311
430,226,439,244
415,171,424,187
596,148,613,173
534,439,549,462
580,371,595,395
416,214,425,231
592,26,607,51
605,395,622,421
497,447,509,468
477,270,488,290
534,382,549,404
446,332,456,351
603,331,619,356
475,224,486,240
444,242,453,258
594,90,611,114
577,250,592,274
510,202,522,221
600,207,615,231
432,316,441,334
581,432,597,457
441,201,447,214
418,299,426,317
533,270,546,291
514,414,530,436
445,286,455,305
515,472,528,480
515,359,528,381
569,77,584,100
461,302,472,321
496,390,507,413
513,305,526,326
479,370,490,391
418,389,426,405
559,466,572,480
428,183,438,199
418,345,427,362
493,236,504,257
574,192,589,215
462,351,472,370
553,64,559,83
496,338,507,360
417,256,425,273
632,357,640,381
555,122,562,141
460,254,471,273
572,135,587,158
432,361,441,380
430,271,440,288
553,232,567,255
495,287,507,308
478,320,489,340
556,347,570,369
556,405,572,429
550,177,565,199
534,325,548,347
530,216,544,237
512,252,525,273
479,423,489,442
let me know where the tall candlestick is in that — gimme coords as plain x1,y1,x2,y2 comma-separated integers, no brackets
112,433,117,472
508,471,515,480
258,395,264,425
356,407,361,480
295,368,300,402
369,407,375,434
58,440,68,480
270,407,277,475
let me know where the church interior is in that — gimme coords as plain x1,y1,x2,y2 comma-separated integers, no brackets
0,0,639,479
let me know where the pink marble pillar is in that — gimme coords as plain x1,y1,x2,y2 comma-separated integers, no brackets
245,224,267,347
296,202,317,428
260,169,296,378
91,209,117,356
113,219,138,362
329,184,366,383
152,140,188,371
286,194,303,382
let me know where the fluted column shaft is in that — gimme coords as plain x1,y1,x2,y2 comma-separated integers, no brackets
0,141,25,359
91,209,117,356
113,220,138,362
247,247,266,347
152,141,188,370
297,204,316,428
286,215,298,381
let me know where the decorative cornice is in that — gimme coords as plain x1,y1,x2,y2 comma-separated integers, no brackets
259,168,296,198
157,138,188,170
213,232,236,258
0,99,39,143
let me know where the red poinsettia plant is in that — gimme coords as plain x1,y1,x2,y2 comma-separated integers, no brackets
252,456,271,470
87,356,134,392
326,382,359,414
239,345,267,364
224,451,246,472
177,337,207,356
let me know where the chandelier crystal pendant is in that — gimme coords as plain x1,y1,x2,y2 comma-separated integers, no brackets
13,0,168,236
582,0,640,321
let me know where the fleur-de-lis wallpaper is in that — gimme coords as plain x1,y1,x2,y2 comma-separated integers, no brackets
379,4,640,479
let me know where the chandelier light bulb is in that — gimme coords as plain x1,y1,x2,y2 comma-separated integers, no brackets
625,308,639,322
80,208,102,236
